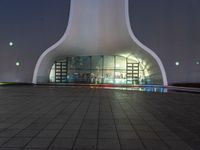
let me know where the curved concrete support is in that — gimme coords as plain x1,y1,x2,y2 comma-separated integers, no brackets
33,0,168,85
32,0,75,84
125,0,168,86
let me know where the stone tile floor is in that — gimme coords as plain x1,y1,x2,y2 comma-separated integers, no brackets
0,86,199,150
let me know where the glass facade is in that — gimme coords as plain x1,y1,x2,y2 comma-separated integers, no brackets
49,55,153,85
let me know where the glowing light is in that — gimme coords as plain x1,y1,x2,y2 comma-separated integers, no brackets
138,59,143,62
142,61,146,65
144,70,150,76
9,42,13,46
175,62,180,66
128,56,138,63
196,61,200,65
16,62,20,66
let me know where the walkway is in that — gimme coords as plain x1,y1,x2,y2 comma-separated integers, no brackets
0,86,199,150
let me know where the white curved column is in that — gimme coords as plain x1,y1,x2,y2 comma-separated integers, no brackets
33,0,168,85
124,0,168,86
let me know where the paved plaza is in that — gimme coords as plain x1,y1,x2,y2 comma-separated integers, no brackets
0,86,199,150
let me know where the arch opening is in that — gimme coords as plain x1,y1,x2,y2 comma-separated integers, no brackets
49,55,162,85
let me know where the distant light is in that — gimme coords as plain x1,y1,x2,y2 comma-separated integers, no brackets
9,42,13,46
142,61,146,65
175,62,180,66
196,61,200,65
116,64,120,67
16,62,20,66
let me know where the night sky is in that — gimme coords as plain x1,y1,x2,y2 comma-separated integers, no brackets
0,0,70,59
130,0,200,60
129,0,200,82
0,0,70,81
0,0,200,82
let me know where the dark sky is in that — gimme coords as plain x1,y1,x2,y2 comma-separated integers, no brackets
130,0,200,57
131,0,200,51
0,0,70,62
0,0,200,82
129,0,200,82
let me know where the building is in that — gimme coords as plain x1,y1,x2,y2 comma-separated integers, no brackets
1,0,200,85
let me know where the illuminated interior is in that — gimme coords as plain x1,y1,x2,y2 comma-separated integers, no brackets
49,55,162,85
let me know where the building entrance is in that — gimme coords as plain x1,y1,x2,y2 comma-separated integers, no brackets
126,63,139,84
49,55,153,85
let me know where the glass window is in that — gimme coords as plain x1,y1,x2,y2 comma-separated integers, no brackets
92,56,102,70
74,57,82,69
91,70,103,84
115,69,126,84
76,56,91,69
104,56,114,69
49,55,152,85
103,69,114,83
115,56,126,69
68,57,75,69
67,71,75,83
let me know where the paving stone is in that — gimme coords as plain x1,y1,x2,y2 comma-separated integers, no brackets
142,139,170,150
73,138,97,149
0,148,21,150
156,131,181,140
49,138,74,149
0,138,9,146
57,130,78,138
165,140,194,150
120,139,145,150
25,137,53,148
98,139,120,150
133,125,153,132
118,131,139,139
0,129,21,138
15,130,40,138
138,131,160,140
1,137,30,148
78,130,97,139
37,130,59,138
0,86,198,149
99,131,118,139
